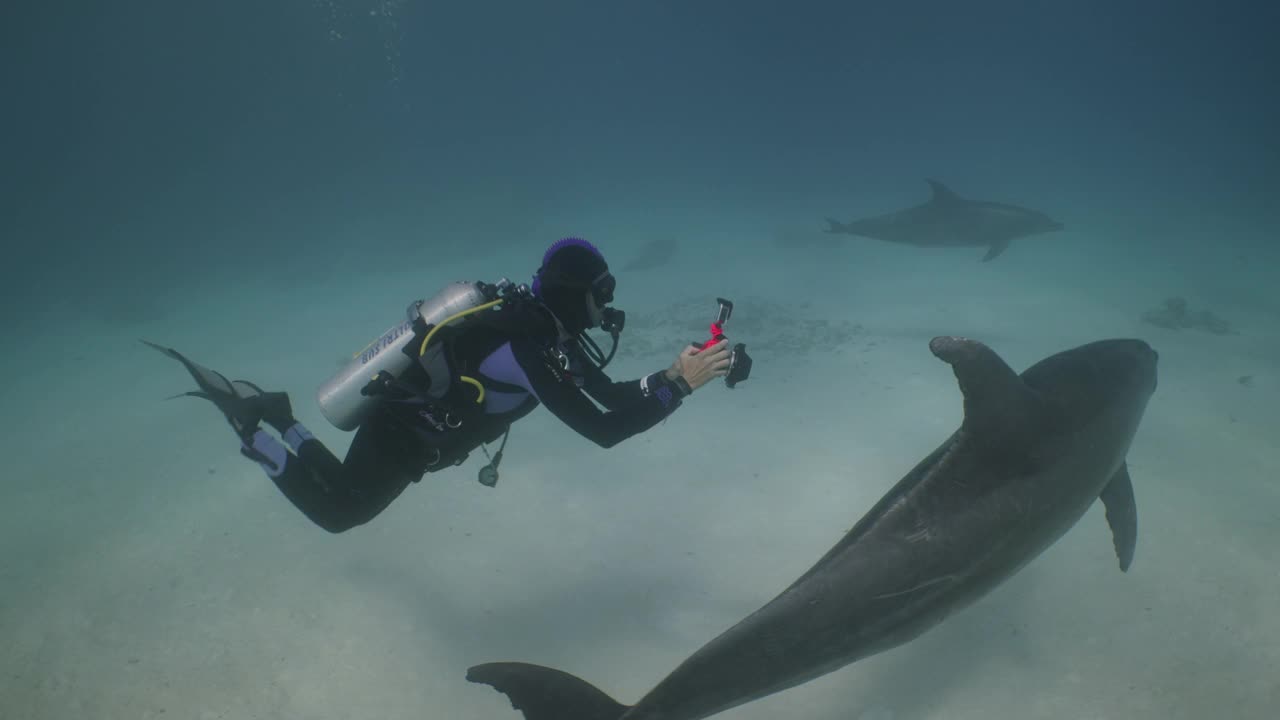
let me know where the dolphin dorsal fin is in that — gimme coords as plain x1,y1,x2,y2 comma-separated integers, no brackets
925,179,963,205
929,336,1038,437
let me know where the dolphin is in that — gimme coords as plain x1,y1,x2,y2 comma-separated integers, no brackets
467,336,1158,720
621,237,679,271
824,180,1063,261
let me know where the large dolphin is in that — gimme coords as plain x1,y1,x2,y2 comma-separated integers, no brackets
824,180,1063,261
468,336,1158,720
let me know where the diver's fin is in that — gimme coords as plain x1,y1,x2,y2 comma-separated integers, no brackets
466,662,631,720
823,217,849,234
142,340,268,440
1099,462,1138,572
143,339,237,396
982,238,1012,261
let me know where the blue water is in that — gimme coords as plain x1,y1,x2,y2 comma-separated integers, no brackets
2,2,1276,719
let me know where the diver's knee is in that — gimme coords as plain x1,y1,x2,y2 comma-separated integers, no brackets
317,505,384,534
316,515,364,534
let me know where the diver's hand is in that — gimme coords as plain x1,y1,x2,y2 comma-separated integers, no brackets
666,340,731,392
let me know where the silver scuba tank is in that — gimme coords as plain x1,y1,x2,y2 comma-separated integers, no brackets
316,280,495,431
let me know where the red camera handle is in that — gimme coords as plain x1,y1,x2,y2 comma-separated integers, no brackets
701,322,727,350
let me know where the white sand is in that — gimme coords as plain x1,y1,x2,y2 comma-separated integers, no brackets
1,225,1276,720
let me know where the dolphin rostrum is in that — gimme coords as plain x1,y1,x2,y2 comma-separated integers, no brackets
824,179,1063,261
468,336,1157,720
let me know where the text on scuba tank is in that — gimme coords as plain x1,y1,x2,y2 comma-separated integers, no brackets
361,320,413,365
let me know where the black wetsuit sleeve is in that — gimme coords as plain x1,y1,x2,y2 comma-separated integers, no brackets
578,359,647,411
509,340,683,448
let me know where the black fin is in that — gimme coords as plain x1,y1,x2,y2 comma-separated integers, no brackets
142,339,237,397
1099,462,1138,572
467,663,630,720
928,337,1038,438
142,339,263,439
982,238,1011,261
925,179,962,205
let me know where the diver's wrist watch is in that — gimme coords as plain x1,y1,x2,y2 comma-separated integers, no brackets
671,376,693,397
642,371,691,399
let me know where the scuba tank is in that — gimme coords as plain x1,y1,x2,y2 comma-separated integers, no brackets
317,280,510,431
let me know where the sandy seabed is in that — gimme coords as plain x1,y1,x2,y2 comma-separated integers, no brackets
2,228,1276,720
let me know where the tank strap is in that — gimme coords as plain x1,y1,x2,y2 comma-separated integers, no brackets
403,321,489,427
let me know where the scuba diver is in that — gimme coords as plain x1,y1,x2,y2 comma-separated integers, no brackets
147,238,737,533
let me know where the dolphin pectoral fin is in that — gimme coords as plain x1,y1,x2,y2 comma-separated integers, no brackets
823,217,848,234
1099,462,1138,572
467,662,631,720
981,239,1011,261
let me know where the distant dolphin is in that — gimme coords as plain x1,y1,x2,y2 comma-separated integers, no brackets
468,336,1157,720
824,180,1063,261
621,237,679,272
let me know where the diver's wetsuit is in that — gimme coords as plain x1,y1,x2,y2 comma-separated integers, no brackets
240,303,686,533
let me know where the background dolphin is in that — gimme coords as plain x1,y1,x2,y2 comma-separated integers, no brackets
825,179,1064,261
468,336,1158,720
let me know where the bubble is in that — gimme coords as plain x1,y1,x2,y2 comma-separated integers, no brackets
313,0,405,86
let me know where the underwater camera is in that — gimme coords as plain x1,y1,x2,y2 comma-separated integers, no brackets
700,297,752,388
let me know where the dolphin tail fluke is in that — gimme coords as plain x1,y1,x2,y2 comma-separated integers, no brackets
467,662,632,720
823,217,849,234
